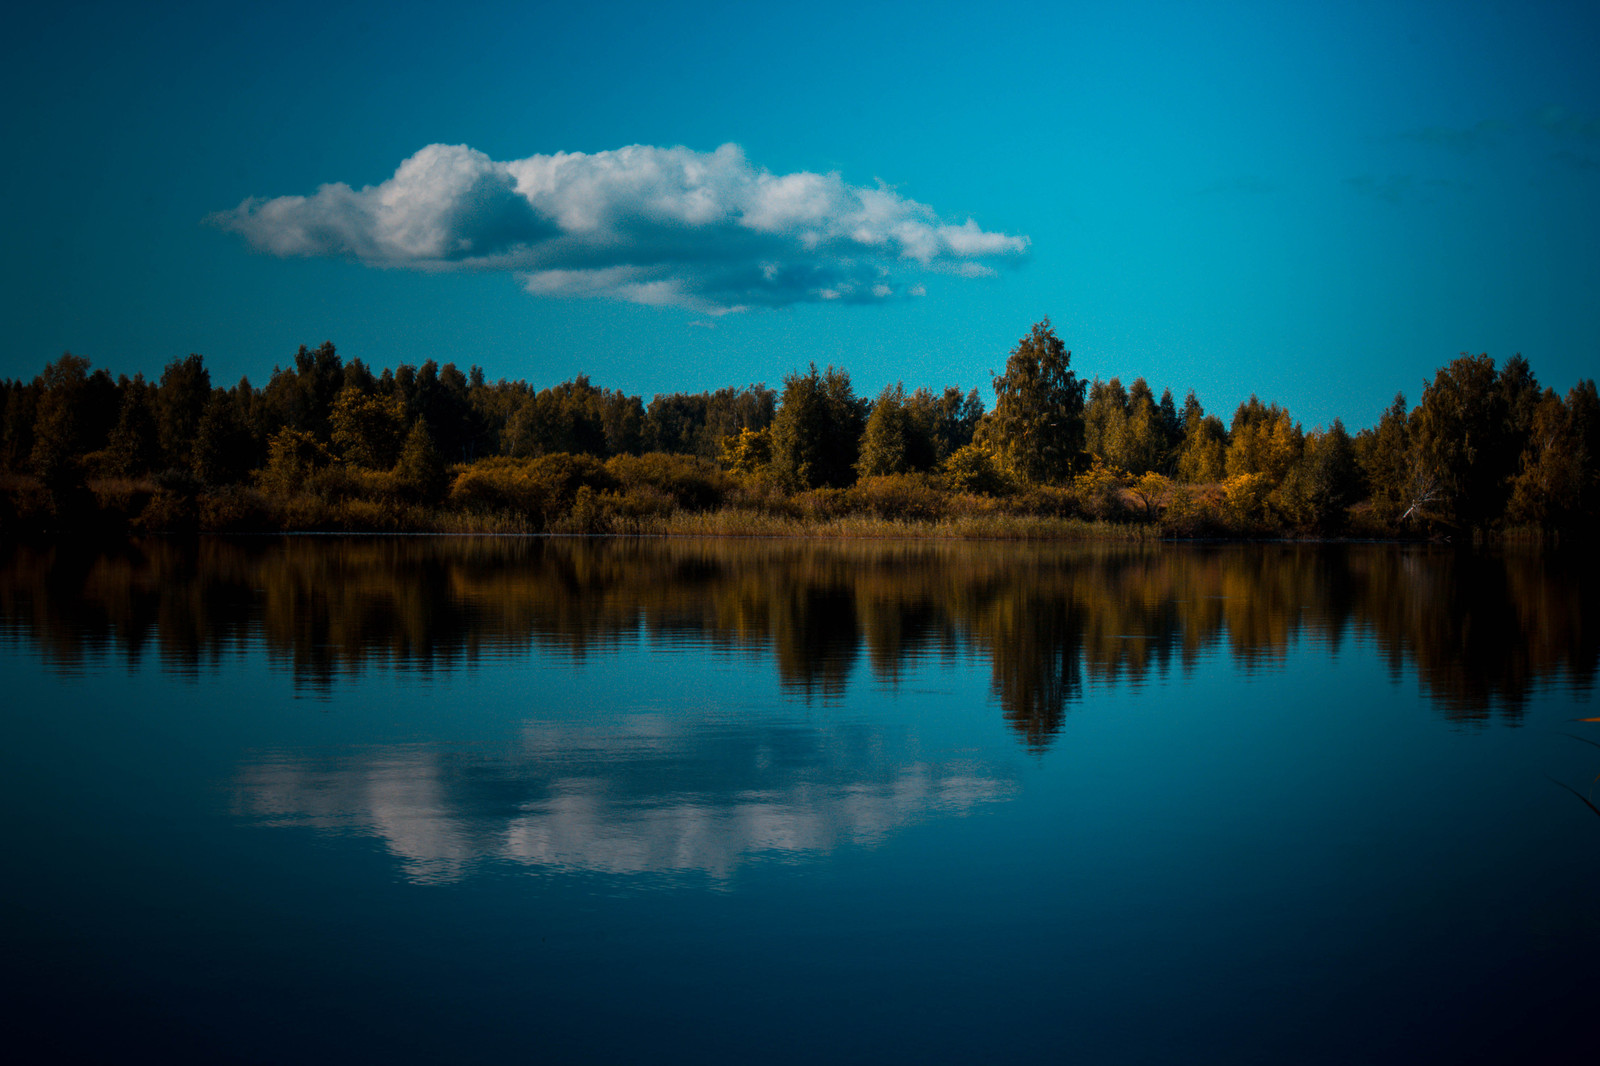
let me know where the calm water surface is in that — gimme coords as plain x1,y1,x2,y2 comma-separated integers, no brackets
2,537,1597,1064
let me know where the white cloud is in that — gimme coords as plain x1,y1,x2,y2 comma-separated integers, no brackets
212,142,1029,312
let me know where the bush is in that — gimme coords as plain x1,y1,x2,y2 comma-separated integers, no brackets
198,486,274,532
847,474,947,520
941,443,1010,496
606,452,730,511
1007,484,1080,518
1223,472,1273,528
1159,484,1227,537
795,487,850,521
448,453,617,528
258,429,332,498
1072,461,1126,520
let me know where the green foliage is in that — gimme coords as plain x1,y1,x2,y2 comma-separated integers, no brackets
941,442,1010,496
394,418,448,503
858,383,936,477
191,392,256,486
330,385,407,469
907,385,984,462
718,426,773,477
502,375,641,459
605,452,730,511
1275,420,1360,532
1072,460,1126,519
644,385,776,457
157,354,212,471
259,427,333,497
1223,472,1273,527
1127,471,1171,521
847,474,948,520
770,364,865,489
1506,387,1588,530
448,453,616,526
1083,376,1166,474
4,323,1591,542
1,381,39,474
29,354,95,483
1225,396,1301,483
1408,353,1513,532
1355,392,1410,524
1175,404,1228,484
104,379,162,477
984,318,1086,484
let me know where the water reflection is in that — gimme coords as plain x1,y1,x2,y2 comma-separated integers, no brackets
233,719,1018,885
2,537,1595,743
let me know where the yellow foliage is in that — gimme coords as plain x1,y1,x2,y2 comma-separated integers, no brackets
1223,472,1272,525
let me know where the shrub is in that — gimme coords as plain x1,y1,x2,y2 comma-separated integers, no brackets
847,474,947,521
258,429,332,497
1072,461,1126,519
941,443,1010,496
1160,484,1227,537
198,486,274,532
1005,484,1080,518
448,453,616,528
1223,472,1273,528
606,452,730,511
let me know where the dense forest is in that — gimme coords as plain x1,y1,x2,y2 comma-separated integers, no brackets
1,319,1595,540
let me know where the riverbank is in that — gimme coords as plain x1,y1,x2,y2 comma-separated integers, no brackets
2,463,1409,542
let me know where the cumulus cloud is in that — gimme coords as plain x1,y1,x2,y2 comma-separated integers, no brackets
211,142,1030,312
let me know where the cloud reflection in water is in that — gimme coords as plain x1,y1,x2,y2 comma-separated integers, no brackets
233,717,1019,886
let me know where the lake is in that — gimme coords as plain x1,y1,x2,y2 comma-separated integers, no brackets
2,536,1597,1064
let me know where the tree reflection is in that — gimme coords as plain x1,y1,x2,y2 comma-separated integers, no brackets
1,537,1594,743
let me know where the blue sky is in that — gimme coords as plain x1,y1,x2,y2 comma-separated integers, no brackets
4,0,1597,429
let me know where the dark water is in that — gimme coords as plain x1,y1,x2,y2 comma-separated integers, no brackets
2,536,1597,1064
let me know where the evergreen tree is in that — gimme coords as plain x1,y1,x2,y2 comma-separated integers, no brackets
984,318,1086,483
157,354,212,471
1356,393,1410,525
1409,353,1512,533
1083,378,1128,467
770,364,865,489
330,384,408,469
1277,420,1360,531
858,383,935,476
395,418,448,503
29,354,95,482
1225,396,1301,483
105,377,162,477
191,392,255,486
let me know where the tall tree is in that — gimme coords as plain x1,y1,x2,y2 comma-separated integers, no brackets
157,354,212,471
984,318,1086,483
858,383,935,476
105,376,162,477
1226,396,1301,483
1175,392,1227,484
330,384,407,469
907,385,984,462
1277,420,1360,532
1357,392,1411,525
191,391,255,486
770,364,865,489
1408,353,1512,533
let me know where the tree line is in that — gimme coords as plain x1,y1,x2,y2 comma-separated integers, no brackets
1,320,1595,539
